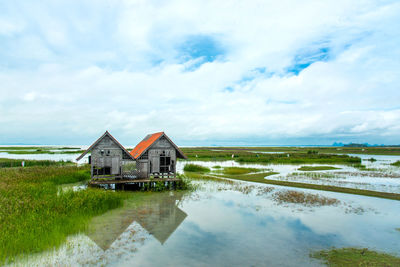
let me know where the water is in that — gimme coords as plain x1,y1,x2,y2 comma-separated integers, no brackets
178,154,400,193
3,149,400,266
11,181,400,266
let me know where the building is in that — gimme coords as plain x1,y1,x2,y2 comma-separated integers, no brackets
76,131,136,179
130,132,187,178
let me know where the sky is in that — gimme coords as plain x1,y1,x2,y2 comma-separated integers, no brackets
0,0,399,146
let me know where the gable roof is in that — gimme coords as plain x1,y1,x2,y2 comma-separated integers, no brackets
130,132,187,159
76,131,135,161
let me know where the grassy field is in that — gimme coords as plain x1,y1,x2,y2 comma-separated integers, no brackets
0,158,75,168
182,146,400,155
311,248,400,266
297,166,341,171
181,148,361,165
0,146,84,155
0,165,128,264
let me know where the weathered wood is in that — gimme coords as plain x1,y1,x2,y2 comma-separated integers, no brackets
89,178,180,185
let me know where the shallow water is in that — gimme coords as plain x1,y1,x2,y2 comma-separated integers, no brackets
11,180,400,267
179,155,400,193
3,148,400,266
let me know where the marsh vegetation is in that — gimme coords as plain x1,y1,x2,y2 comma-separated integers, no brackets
0,146,84,155
2,146,400,266
297,166,340,171
311,248,400,266
272,190,340,207
0,165,128,264
0,158,74,168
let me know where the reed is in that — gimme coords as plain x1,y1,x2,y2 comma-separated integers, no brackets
0,166,127,264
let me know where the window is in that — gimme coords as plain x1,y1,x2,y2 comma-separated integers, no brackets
106,150,111,156
159,151,171,173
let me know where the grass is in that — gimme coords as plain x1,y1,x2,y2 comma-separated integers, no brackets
0,146,84,155
391,161,400,167
181,148,361,165
183,164,210,173
273,190,340,206
0,158,75,168
311,248,400,266
219,167,260,175
288,172,338,179
182,146,400,156
0,165,129,264
297,166,340,171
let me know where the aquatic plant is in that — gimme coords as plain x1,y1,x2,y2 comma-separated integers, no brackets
0,166,128,264
311,248,400,266
180,148,361,165
273,190,340,207
0,158,75,168
220,167,260,175
391,160,400,167
181,146,400,156
288,172,338,179
183,164,210,173
297,166,340,171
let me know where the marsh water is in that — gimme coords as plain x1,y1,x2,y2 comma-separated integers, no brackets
3,149,400,266
11,179,400,267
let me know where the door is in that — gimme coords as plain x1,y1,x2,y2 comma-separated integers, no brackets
111,157,120,175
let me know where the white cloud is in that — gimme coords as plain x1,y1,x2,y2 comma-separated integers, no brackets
0,0,399,144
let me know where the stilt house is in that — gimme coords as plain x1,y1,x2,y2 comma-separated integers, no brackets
130,132,187,178
76,131,136,179
76,131,187,180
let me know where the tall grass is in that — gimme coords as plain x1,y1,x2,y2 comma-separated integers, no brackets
180,148,361,165
0,158,74,168
183,164,210,172
0,166,126,264
391,160,400,167
220,167,260,175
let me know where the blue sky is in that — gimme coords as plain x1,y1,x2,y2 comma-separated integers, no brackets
0,0,399,145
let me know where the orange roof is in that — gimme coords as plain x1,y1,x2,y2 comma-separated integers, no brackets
130,132,187,159
130,132,164,159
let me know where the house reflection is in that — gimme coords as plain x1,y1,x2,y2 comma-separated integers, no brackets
87,192,187,250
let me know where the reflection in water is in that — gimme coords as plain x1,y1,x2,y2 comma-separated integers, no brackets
87,192,187,251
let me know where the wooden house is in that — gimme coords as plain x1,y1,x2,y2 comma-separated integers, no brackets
76,131,136,179
130,132,187,178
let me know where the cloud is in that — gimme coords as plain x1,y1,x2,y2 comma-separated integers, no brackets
0,0,399,145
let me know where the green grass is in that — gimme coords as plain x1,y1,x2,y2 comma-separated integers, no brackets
298,166,340,171
180,148,361,165
220,167,260,175
0,166,128,264
0,158,75,168
311,248,400,266
391,161,400,167
0,146,84,155
182,146,400,155
183,164,210,173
